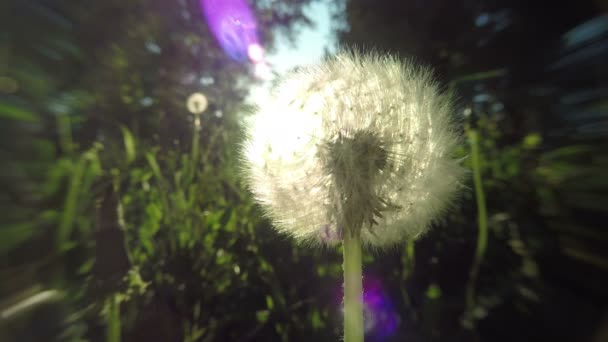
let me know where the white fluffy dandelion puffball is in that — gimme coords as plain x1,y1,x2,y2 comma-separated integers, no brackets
242,51,465,248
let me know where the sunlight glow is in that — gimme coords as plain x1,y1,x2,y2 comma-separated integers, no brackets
247,43,265,63
254,62,273,80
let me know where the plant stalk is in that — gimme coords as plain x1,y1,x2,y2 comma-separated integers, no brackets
192,115,201,165
106,294,121,342
465,129,488,312
343,230,364,342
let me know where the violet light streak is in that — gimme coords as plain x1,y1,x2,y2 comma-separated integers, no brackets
200,0,265,63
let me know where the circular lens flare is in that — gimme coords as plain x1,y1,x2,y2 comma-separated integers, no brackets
248,43,265,63
200,0,262,62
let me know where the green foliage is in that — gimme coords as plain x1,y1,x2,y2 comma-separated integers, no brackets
56,144,103,251
337,1,608,340
2,0,325,341
108,122,343,341
0,102,38,122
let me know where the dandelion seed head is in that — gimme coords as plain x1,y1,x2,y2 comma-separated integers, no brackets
242,50,466,247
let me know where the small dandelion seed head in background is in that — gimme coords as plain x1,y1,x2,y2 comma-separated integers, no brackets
241,50,466,248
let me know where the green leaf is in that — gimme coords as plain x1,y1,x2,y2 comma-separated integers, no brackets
145,202,163,222
56,156,86,250
0,222,38,253
266,295,274,310
540,145,594,162
220,209,237,232
426,283,442,299
256,310,269,323
0,102,38,122
145,152,162,181
55,146,101,250
120,125,136,164
78,258,94,275
522,133,542,149
311,310,324,330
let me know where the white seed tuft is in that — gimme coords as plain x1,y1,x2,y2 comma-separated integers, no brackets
241,50,466,248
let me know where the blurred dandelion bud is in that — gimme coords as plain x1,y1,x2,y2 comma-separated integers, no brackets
242,51,465,247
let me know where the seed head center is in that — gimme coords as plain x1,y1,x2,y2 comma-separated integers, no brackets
326,130,390,234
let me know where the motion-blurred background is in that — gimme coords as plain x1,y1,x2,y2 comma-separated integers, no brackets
1,0,607,341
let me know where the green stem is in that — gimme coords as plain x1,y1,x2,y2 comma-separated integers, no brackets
106,294,121,342
465,129,488,312
191,115,200,166
405,240,415,276
343,230,364,342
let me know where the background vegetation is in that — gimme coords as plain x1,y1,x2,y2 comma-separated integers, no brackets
1,0,607,341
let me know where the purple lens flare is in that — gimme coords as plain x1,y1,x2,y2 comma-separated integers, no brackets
200,0,265,63
362,276,399,339
334,274,399,339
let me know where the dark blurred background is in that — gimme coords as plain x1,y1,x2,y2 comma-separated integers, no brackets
1,0,607,341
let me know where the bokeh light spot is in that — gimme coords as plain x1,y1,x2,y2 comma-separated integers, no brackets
247,43,265,63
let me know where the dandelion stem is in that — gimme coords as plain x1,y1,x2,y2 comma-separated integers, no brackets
343,229,364,342
465,129,488,314
191,114,200,165
106,294,121,342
